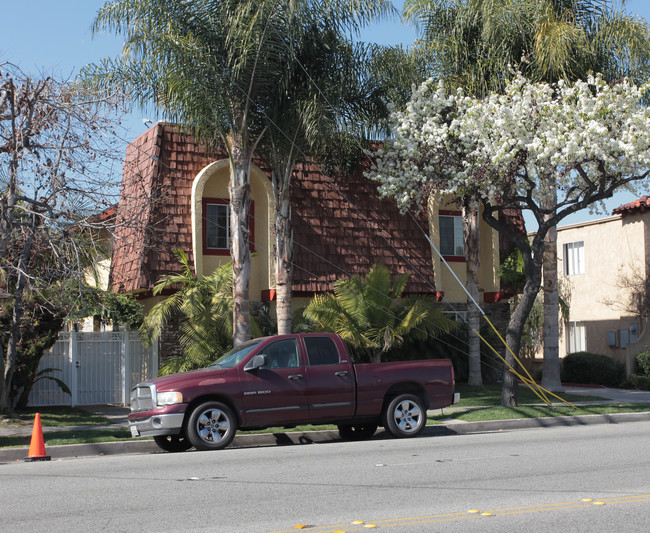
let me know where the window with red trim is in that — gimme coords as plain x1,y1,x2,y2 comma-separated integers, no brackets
202,198,255,255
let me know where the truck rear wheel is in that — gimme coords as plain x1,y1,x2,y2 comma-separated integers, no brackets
338,423,378,441
186,401,237,451
153,434,193,453
382,394,426,438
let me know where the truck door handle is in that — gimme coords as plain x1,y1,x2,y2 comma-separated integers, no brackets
335,371,348,377
288,374,304,380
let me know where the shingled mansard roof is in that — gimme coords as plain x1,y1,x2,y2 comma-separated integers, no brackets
109,123,439,296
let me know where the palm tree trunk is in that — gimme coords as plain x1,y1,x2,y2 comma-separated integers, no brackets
463,200,482,386
542,192,563,391
229,141,253,347
273,169,293,335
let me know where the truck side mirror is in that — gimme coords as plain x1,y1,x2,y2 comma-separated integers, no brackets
244,354,267,372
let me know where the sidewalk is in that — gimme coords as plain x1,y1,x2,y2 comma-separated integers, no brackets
1,387,649,463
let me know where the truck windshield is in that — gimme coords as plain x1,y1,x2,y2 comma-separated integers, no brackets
208,340,263,369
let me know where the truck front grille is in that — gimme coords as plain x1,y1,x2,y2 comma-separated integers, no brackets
130,384,156,411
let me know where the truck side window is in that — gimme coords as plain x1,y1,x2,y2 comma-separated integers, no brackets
305,337,340,366
260,339,299,369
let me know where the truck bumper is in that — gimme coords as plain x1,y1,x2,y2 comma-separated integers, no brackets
128,412,185,438
453,392,461,404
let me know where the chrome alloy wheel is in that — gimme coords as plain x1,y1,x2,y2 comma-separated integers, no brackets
196,407,231,443
392,398,423,434
186,401,237,450
382,393,426,438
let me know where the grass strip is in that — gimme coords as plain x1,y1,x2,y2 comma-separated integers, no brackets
431,403,650,422
453,383,604,406
9,407,111,427
0,429,137,448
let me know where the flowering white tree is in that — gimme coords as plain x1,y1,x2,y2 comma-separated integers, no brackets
369,73,650,406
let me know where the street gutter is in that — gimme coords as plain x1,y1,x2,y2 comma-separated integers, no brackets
2,411,649,464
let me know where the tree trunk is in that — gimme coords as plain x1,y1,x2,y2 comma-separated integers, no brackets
463,200,482,386
229,142,253,347
501,275,541,406
541,189,563,391
481,207,546,407
272,169,293,335
2,223,35,414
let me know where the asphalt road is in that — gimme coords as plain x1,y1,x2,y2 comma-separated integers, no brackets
1,420,648,532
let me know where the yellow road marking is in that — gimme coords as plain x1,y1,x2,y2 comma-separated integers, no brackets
266,494,650,532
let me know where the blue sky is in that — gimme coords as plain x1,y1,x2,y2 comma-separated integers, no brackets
3,0,650,227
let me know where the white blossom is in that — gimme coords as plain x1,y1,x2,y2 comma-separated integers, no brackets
368,72,650,214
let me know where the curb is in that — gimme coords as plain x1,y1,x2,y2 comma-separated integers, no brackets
2,411,649,463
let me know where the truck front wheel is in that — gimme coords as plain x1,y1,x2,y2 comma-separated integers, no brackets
382,394,426,438
186,401,237,451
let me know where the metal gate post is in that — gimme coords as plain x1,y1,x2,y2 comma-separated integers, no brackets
121,331,130,406
69,330,78,407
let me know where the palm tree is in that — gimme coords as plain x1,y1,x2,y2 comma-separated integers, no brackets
140,249,233,373
261,31,407,334
304,264,456,363
86,0,392,346
405,0,650,401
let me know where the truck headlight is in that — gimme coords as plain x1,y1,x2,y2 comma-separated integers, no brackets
157,391,183,406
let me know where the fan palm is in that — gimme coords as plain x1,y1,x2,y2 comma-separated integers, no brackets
304,264,456,363
86,0,392,346
261,28,407,334
140,249,234,373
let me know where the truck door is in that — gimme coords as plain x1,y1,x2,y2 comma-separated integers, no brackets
239,338,308,426
303,336,355,421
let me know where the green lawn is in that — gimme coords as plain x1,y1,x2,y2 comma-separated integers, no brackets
453,382,604,407
11,407,113,427
430,403,650,423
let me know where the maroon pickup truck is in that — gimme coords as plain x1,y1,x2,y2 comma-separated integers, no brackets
129,333,459,452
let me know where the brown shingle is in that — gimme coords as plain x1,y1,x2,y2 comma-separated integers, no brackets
110,124,438,296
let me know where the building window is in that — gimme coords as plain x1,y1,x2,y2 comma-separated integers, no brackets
205,200,230,250
439,212,464,257
563,241,585,275
202,198,255,256
567,321,586,353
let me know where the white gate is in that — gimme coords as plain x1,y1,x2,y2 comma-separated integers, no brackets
28,331,158,407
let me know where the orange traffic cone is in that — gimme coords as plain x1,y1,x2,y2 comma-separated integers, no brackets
24,413,51,462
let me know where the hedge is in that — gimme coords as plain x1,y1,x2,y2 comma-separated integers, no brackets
560,352,626,387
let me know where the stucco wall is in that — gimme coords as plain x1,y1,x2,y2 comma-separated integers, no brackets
191,159,274,301
428,197,500,303
556,214,647,373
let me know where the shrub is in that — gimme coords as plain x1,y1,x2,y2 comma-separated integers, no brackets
560,352,626,387
636,351,650,377
628,374,650,391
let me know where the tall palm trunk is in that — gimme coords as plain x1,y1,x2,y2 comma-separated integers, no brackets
542,189,562,390
463,199,482,386
229,138,253,347
272,166,294,335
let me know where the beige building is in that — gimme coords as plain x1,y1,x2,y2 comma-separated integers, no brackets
556,196,650,375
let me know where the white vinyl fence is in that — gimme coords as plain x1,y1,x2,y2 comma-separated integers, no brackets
28,331,158,407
